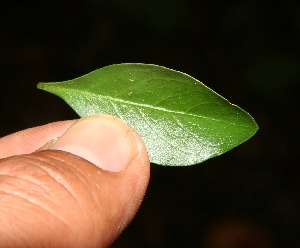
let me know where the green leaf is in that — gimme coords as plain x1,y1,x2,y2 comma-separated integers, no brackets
37,63,258,166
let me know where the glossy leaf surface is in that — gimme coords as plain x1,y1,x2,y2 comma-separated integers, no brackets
38,64,258,166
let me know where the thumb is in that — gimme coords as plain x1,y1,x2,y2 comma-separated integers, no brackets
0,115,150,248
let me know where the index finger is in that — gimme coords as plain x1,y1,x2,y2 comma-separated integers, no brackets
0,120,76,159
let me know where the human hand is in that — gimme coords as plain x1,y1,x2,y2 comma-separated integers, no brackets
0,115,150,247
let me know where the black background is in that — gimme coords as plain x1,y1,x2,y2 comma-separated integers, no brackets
1,0,299,247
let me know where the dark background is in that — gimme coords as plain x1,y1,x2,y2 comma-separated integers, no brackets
1,0,299,247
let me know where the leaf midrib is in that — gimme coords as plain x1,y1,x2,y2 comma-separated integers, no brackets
53,86,252,129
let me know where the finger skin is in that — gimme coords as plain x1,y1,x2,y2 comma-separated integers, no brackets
0,118,150,247
0,120,75,159
0,149,149,247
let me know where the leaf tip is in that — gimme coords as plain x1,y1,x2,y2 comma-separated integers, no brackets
37,82,47,91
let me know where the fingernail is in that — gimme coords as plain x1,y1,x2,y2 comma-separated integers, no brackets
48,115,138,172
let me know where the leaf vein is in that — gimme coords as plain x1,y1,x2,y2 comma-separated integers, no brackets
61,87,250,128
